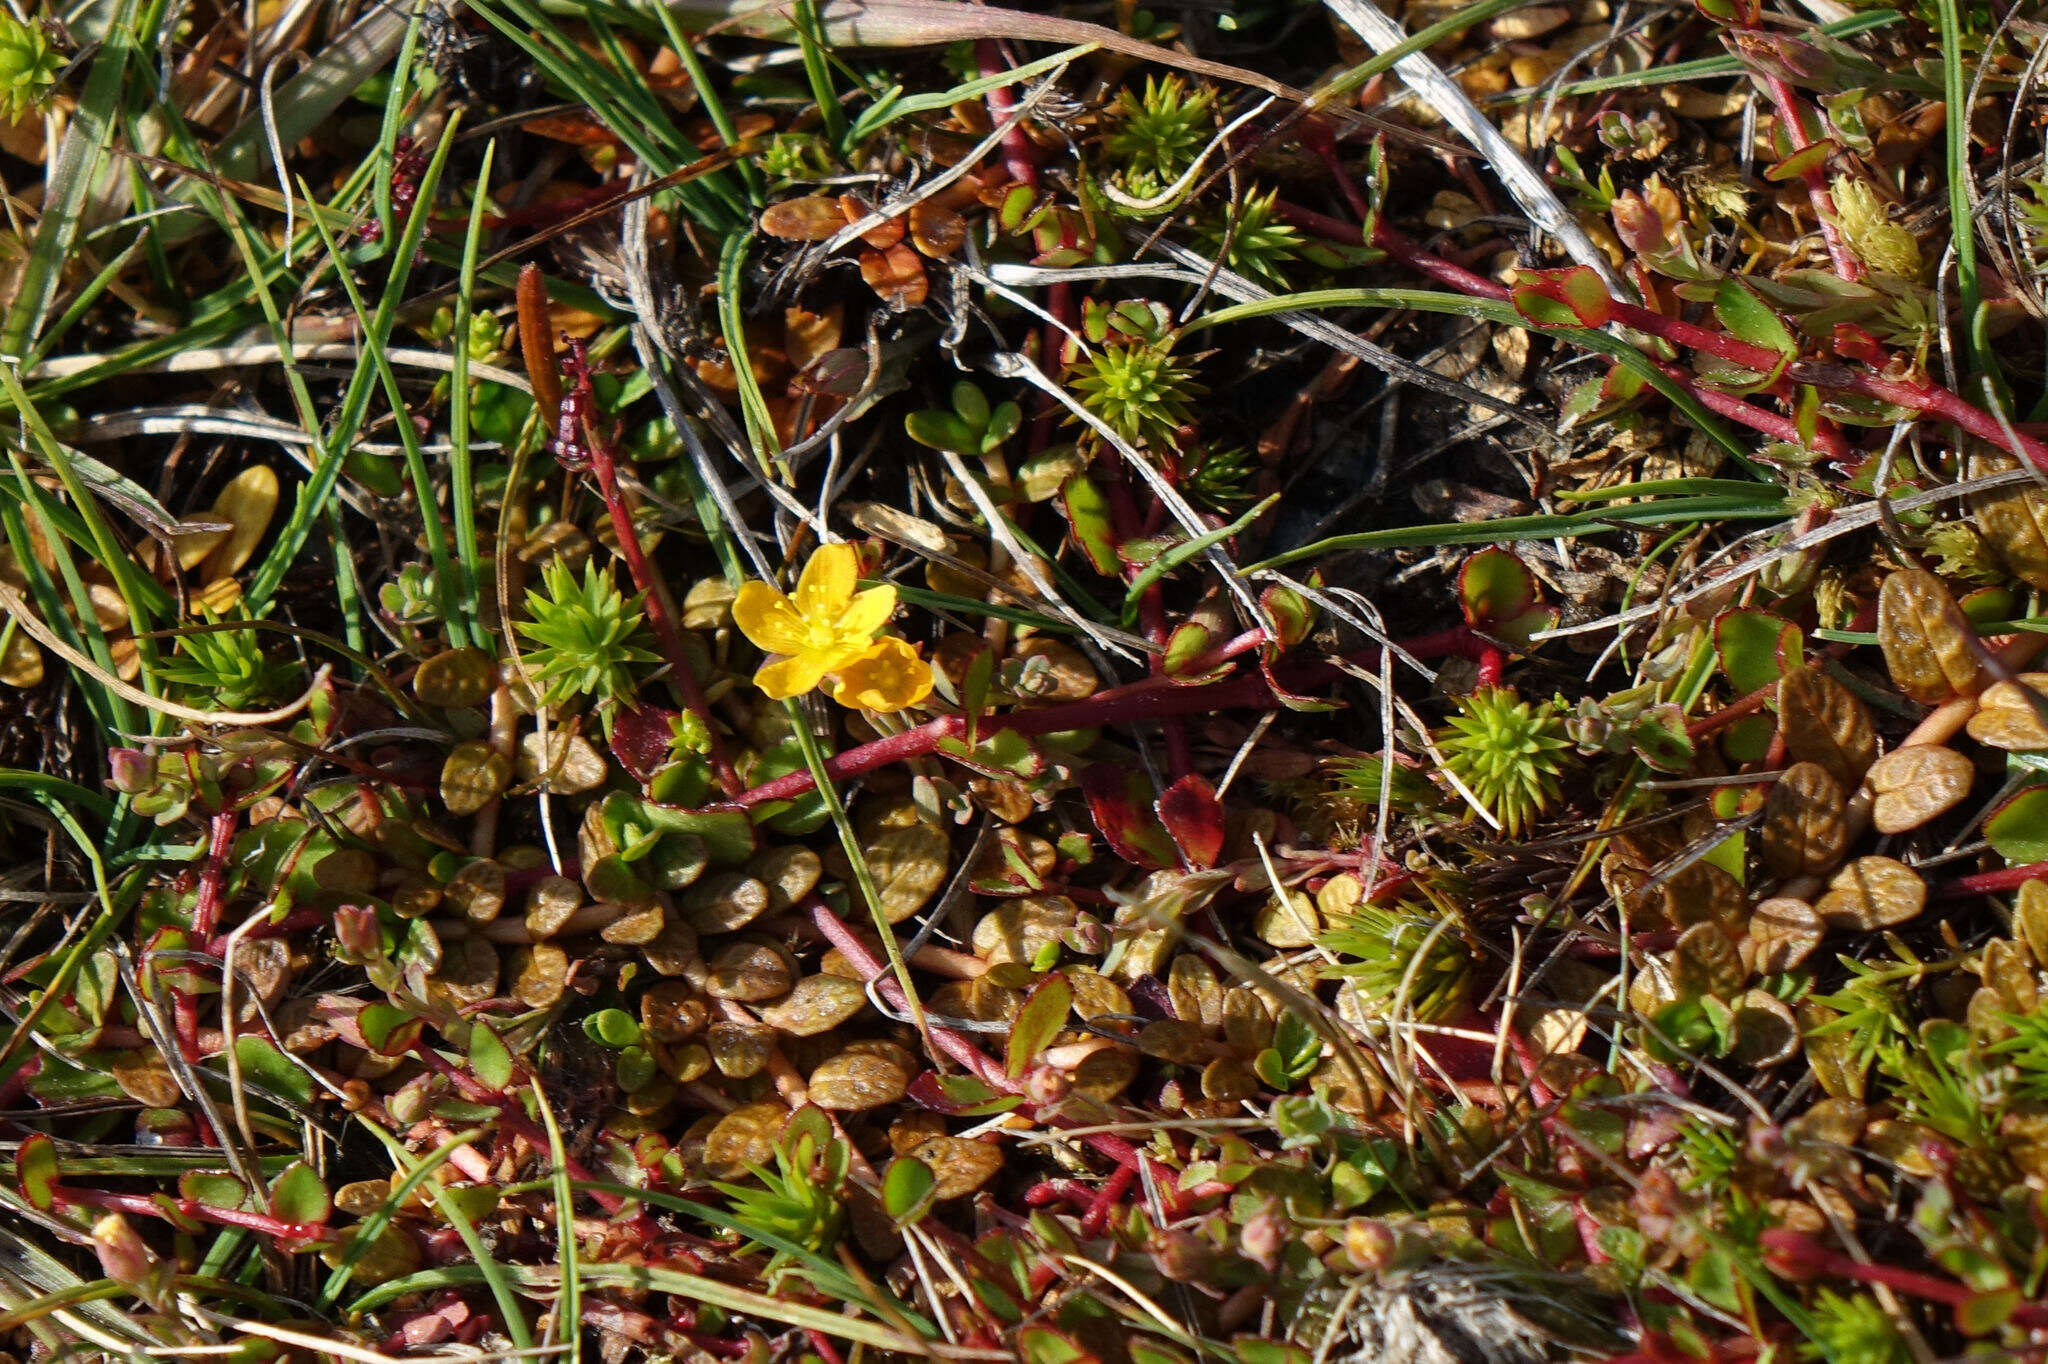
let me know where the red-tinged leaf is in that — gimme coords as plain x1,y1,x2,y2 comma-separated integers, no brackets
905,1070,1024,1116
357,1002,423,1057
16,1132,57,1210
1555,266,1613,327
1156,774,1226,870
1832,323,1885,366
1765,140,1833,183
1007,974,1074,1077
1163,623,1216,679
610,705,679,782
1714,609,1803,695
1457,548,1538,626
1060,475,1121,576
1261,581,1316,650
1260,655,1343,713
1079,765,1179,870
1512,267,1611,328
1511,282,1580,330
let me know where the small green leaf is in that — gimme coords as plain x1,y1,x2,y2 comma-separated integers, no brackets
467,1023,514,1091
16,1132,58,1210
1712,277,1796,360
234,1035,316,1106
181,1171,256,1212
269,1161,332,1226
882,1156,937,1225
357,1003,422,1057
1060,474,1121,576
904,409,977,456
1987,787,2048,864
951,381,991,433
1457,547,1538,626
582,1008,642,1049
1006,974,1074,1078
1957,1287,2021,1336
1714,609,1802,695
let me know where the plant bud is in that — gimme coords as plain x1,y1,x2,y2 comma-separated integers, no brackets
92,1213,160,1295
1239,1204,1288,1272
108,748,154,794
1150,1227,1215,1282
333,905,381,962
1343,1218,1398,1272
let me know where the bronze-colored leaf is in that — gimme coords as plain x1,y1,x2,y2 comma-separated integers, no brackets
1966,675,2048,750
809,1051,911,1110
752,845,823,916
1969,449,2048,589
1876,567,1984,704
971,896,1078,965
1669,921,1746,999
518,730,607,794
905,1135,1003,1199
510,943,569,1007
759,974,868,1037
860,243,929,309
866,824,949,925
414,648,498,709
707,1020,774,1079
703,1101,788,1178
1655,860,1745,931
1980,938,2038,1013
1727,989,1799,1067
1747,897,1823,973
440,740,511,816
446,859,506,923
759,195,845,241
1760,762,1851,877
2019,881,2048,967
1814,856,1926,930
1778,664,1876,786
682,873,772,934
908,200,967,258
1864,744,1974,833
703,940,794,1002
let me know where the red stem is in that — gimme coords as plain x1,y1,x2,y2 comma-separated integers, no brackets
724,627,1489,808
976,40,1040,188
1943,860,2048,896
59,1186,336,1242
562,357,743,797
1759,73,1861,282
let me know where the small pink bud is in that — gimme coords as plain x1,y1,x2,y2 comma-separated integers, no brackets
1240,1205,1287,1272
108,748,153,794
92,1213,159,1291
1022,1064,1070,1107
1151,1228,1215,1282
1611,192,1666,256
333,905,381,960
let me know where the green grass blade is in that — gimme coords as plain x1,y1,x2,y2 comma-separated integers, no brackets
0,0,138,360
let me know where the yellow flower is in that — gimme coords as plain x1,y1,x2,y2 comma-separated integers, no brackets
732,543,899,700
829,637,935,712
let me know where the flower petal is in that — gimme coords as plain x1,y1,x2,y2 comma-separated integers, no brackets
755,653,830,700
828,637,934,713
836,584,897,641
732,583,809,655
794,543,858,619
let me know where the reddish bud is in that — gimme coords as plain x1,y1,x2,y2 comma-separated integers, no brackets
1612,192,1666,256
108,748,154,794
